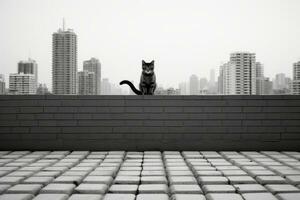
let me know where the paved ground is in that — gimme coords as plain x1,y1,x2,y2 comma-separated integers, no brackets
0,151,300,200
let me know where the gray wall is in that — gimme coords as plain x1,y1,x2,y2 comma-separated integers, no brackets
0,95,300,151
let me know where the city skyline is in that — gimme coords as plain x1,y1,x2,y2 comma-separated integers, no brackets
1,0,300,89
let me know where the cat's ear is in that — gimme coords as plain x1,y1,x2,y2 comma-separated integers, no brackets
142,60,146,65
151,60,155,64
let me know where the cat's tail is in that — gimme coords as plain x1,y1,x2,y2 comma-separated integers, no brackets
120,80,142,95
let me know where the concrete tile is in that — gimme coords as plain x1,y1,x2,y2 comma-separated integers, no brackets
0,177,25,185
202,185,235,194
275,193,300,200
0,194,34,200
40,183,75,195
138,184,168,194
136,194,169,200
242,193,278,200
256,176,286,184
75,183,108,194
113,176,140,184
170,194,206,200
234,184,267,193
108,184,138,194
170,184,202,194
82,176,113,185
286,175,300,185
6,184,42,195
103,194,135,200
0,184,11,194
195,171,222,176
23,177,54,186
53,176,83,185
32,194,69,200
265,184,300,194
68,194,103,200
141,171,165,176
141,176,167,184
227,176,256,184
169,176,197,185
198,176,228,185
205,193,243,200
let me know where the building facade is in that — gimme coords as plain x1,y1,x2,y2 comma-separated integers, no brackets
83,58,101,95
78,71,96,95
229,52,256,94
292,61,300,95
0,74,5,94
189,74,199,95
52,27,77,94
18,58,38,88
9,73,36,94
218,62,236,95
256,62,264,95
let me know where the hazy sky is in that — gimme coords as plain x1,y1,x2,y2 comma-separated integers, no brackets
0,0,300,90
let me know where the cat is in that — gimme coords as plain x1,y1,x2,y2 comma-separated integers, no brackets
120,60,157,95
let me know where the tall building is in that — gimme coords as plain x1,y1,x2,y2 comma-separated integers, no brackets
83,58,101,95
189,74,199,95
208,69,217,94
229,52,256,94
218,62,236,95
37,83,50,95
256,62,265,95
18,58,38,88
101,78,111,95
273,73,291,94
263,78,273,95
179,82,187,95
77,70,96,95
292,61,300,95
9,73,36,94
0,74,5,94
52,25,77,94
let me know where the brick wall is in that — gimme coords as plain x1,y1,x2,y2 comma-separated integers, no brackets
0,95,300,150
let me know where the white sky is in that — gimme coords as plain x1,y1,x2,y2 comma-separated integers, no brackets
0,0,300,89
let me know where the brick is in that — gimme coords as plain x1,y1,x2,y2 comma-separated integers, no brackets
68,194,103,200
138,184,168,194
103,194,135,200
170,184,202,194
0,184,10,194
0,194,34,200
108,184,138,194
242,193,278,200
205,193,243,200
136,194,169,200
234,184,267,193
6,184,42,195
202,185,235,194
75,183,108,194
40,183,75,195
275,193,300,200
170,194,206,200
32,194,69,200
265,184,300,194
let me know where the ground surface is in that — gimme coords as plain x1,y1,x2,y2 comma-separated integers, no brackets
0,151,300,200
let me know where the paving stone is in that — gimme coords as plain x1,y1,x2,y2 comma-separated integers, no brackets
82,176,113,184
7,171,35,178
6,184,42,195
0,194,34,200
89,171,115,177
40,183,75,195
141,176,167,184
53,176,83,185
141,171,165,176
34,171,61,177
286,175,300,185
103,194,135,200
195,171,222,176
0,177,25,185
170,184,202,194
247,170,276,177
138,184,168,194
108,184,138,194
202,184,235,194
275,193,300,200
117,171,141,176
242,193,278,200
234,184,267,193
68,194,103,200
265,184,300,194
32,194,69,200
170,194,206,200
227,176,256,184
205,193,244,200
256,175,286,184
136,194,169,200
75,183,108,194
23,177,54,185
221,170,247,176
169,176,197,184
113,176,140,184
198,176,228,185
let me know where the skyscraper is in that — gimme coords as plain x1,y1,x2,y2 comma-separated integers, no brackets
292,61,300,95
101,78,111,95
273,73,291,94
52,24,77,94
189,74,199,95
0,74,5,94
218,62,236,95
18,58,38,88
78,70,96,95
256,62,265,95
230,52,256,94
83,58,101,95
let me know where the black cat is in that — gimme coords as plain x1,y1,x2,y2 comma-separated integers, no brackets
120,60,157,95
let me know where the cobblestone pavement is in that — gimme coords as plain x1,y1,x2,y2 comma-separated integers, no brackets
1,151,300,200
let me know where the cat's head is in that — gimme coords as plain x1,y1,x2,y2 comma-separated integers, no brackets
142,60,154,75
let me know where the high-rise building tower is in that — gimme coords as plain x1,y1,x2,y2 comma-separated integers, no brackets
78,70,96,95
218,62,236,95
101,78,111,95
18,58,38,88
292,61,300,95
52,23,77,94
0,74,5,94
189,74,199,95
256,62,264,95
230,52,256,94
83,58,101,95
